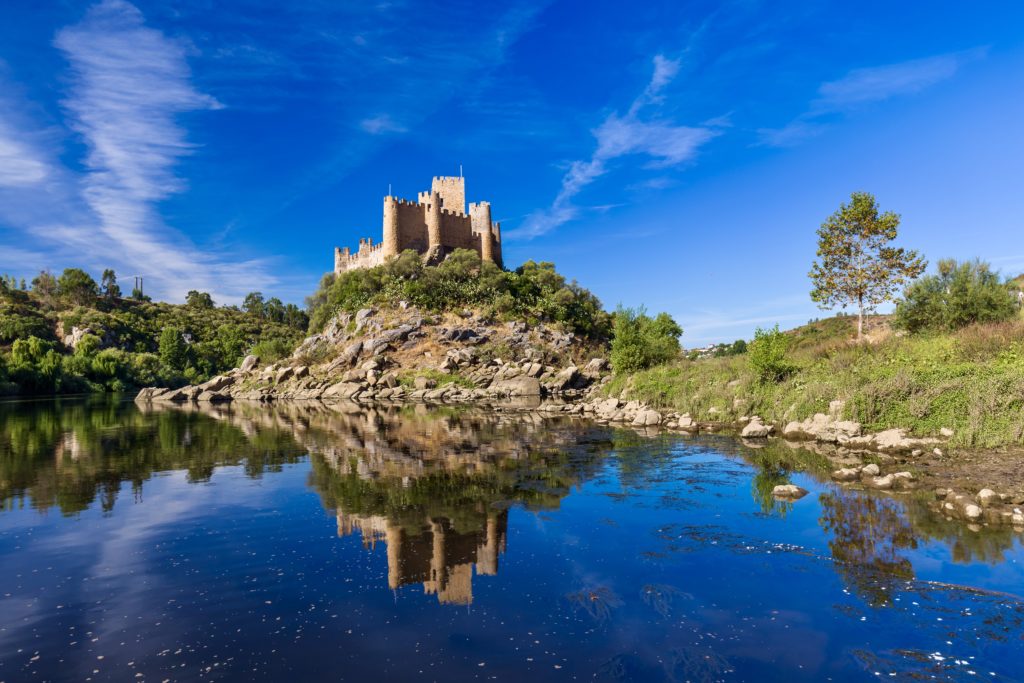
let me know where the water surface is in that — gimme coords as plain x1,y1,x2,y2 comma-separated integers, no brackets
1,398,1022,682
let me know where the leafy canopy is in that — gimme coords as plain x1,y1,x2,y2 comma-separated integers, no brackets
609,306,682,374
186,290,215,309
894,259,1018,333
747,324,795,383
307,249,611,341
57,268,99,306
809,192,926,334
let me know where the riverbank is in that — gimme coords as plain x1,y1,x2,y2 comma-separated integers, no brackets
133,306,1024,530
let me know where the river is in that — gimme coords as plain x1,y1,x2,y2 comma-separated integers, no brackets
1,397,1022,681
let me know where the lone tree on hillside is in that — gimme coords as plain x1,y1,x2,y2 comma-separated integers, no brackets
101,269,121,299
186,290,215,309
809,192,926,341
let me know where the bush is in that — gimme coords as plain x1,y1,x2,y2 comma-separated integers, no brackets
894,259,1017,334
748,325,794,383
609,306,682,374
250,338,292,364
306,249,611,341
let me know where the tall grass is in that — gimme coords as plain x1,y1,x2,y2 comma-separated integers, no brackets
608,318,1024,448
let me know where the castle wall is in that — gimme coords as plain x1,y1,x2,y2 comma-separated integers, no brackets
393,200,428,253
334,176,502,274
431,176,465,215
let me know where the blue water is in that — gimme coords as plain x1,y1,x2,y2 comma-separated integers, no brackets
0,398,1022,682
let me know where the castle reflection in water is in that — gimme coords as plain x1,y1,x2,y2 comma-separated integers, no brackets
4,397,1015,611
336,509,507,605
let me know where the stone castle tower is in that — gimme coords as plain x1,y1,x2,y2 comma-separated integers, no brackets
334,175,503,275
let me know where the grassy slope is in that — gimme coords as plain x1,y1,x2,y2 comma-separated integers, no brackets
608,313,1024,448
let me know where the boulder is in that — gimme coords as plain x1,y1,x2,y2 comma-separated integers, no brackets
274,367,294,384
413,376,437,390
240,355,260,373
964,504,984,521
354,308,375,331
548,366,581,392
861,463,880,477
831,468,860,482
489,375,542,397
977,489,999,507
631,409,662,427
784,413,861,442
677,414,696,429
199,375,235,392
196,390,231,403
740,417,772,438
322,382,363,399
772,484,809,499
866,474,894,490
582,358,608,378
873,428,913,451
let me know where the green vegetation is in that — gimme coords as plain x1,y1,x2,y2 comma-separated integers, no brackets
0,268,307,396
604,190,1024,449
747,324,794,383
606,314,1024,448
397,367,476,390
809,191,926,340
894,259,1019,333
306,249,611,341
609,306,682,374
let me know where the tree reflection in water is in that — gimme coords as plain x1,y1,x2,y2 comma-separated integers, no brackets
818,490,918,606
1,396,1021,612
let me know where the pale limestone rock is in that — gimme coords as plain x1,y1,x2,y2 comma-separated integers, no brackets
772,484,808,499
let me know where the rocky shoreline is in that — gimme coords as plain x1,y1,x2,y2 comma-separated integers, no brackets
135,306,1024,532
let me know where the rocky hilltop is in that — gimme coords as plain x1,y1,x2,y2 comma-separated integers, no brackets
136,305,610,404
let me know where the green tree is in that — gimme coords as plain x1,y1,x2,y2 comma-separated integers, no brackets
57,268,99,306
158,326,188,373
748,324,794,383
101,269,121,299
31,270,58,303
243,291,265,318
186,290,215,309
610,306,682,374
893,259,1018,333
809,192,926,341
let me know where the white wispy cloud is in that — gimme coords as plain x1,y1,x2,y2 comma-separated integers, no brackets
759,48,985,147
512,55,720,240
0,121,50,187
35,0,279,303
360,114,407,135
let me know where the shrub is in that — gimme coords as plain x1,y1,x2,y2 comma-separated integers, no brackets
158,327,188,373
57,268,99,306
306,250,611,341
894,259,1017,334
748,325,794,383
609,306,682,374
250,338,292,364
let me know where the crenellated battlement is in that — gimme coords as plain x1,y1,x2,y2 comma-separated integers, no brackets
334,174,502,275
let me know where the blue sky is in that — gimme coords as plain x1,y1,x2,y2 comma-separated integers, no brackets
1,0,1022,345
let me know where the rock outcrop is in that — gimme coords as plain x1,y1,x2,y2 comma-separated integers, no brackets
135,306,610,406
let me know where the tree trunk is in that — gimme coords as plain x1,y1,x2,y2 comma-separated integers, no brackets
857,296,864,342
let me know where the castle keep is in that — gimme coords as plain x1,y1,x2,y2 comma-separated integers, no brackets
334,175,502,275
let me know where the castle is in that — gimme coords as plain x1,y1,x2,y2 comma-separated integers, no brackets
333,175,502,274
